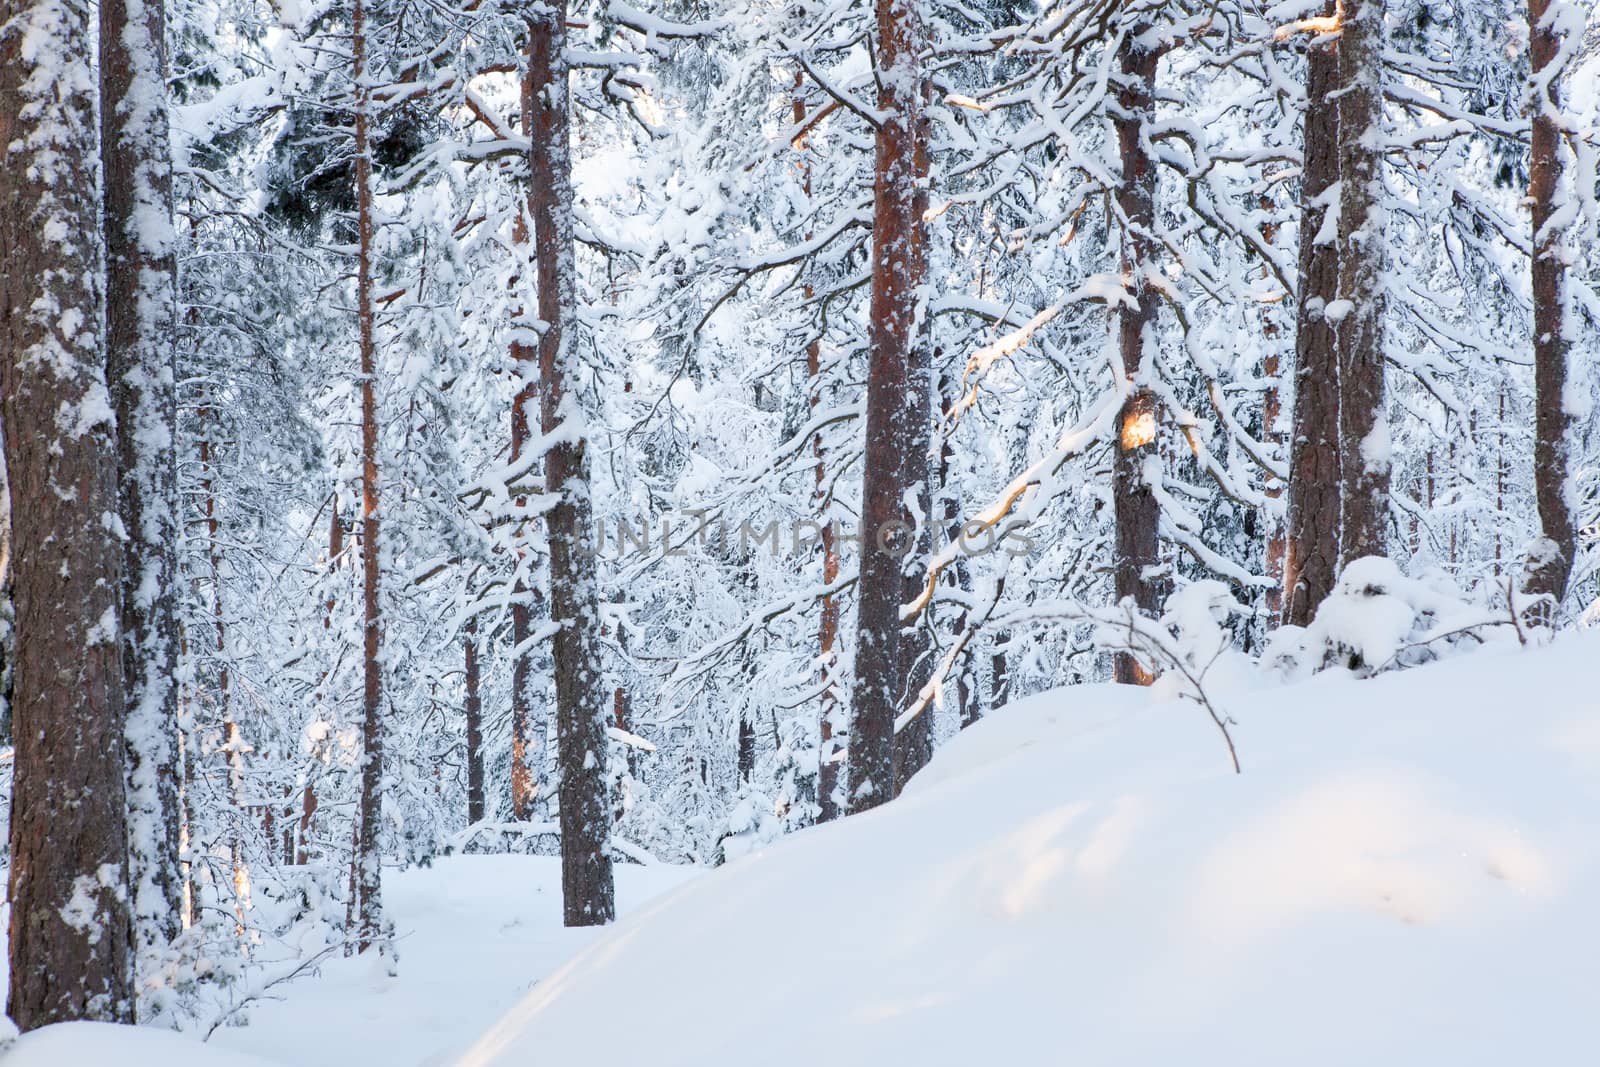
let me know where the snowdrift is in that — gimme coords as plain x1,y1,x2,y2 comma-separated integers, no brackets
2,1021,278,1066
455,636,1600,1066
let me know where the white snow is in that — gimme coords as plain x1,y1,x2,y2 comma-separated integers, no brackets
57,863,123,944
6,640,1599,1064
2,1021,278,1066
203,856,696,1066
454,635,1600,1067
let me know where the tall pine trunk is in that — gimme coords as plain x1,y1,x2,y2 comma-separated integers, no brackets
352,0,387,954
1526,0,1578,611
101,0,184,990
528,3,615,925
1334,0,1390,566
1,0,136,1026
508,56,540,823
1111,22,1162,684
1283,11,1343,627
848,0,931,813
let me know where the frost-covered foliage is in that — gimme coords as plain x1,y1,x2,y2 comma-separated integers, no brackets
3,0,1596,1030
1264,557,1524,678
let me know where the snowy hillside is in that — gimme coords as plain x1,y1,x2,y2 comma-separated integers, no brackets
0,860,697,1067
455,636,1600,1067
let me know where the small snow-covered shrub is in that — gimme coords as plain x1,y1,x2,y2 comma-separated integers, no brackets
716,786,783,866
1089,581,1254,702
1153,581,1255,689
1264,557,1513,679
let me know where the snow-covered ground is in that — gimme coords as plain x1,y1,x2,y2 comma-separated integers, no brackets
458,635,1600,1066
207,857,697,1066
4,1022,279,1067
0,858,697,1066
6,635,1599,1065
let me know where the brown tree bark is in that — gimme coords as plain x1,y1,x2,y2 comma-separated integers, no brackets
296,778,319,867
1526,0,1577,611
528,3,615,925
848,0,931,813
1111,23,1163,685
1282,10,1343,627
352,0,387,954
1334,0,1390,566
101,0,184,982
1,0,136,1026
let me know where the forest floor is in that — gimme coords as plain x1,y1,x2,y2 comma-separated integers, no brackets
5,631,1599,1065
455,632,1600,1067
0,857,697,1066
208,856,698,1066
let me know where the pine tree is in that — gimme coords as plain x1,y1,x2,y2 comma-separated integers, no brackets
1283,8,1344,627
1526,0,1581,611
528,1,616,925
849,0,931,812
101,0,184,999
352,0,388,955
1111,19,1164,684
1,0,136,1026
1335,0,1392,565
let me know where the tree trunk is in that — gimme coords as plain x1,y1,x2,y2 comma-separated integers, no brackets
197,414,251,926
938,369,979,731
509,51,540,824
1259,197,1287,623
1526,0,1577,612
465,618,486,824
352,0,387,955
737,717,756,783
612,676,632,824
891,352,934,795
301,498,341,866
990,634,1010,711
1,445,11,746
1282,9,1343,627
795,83,843,825
1,0,136,1026
1111,23,1163,685
296,776,318,866
812,337,842,821
101,0,184,990
1334,0,1390,566
528,3,615,925
848,0,930,813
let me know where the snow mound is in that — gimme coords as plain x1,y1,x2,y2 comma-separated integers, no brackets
455,635,1600,1067
2,1022,281,1066
206,855,698,1067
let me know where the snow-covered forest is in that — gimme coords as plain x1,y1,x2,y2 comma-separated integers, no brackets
0,0,1597,1061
